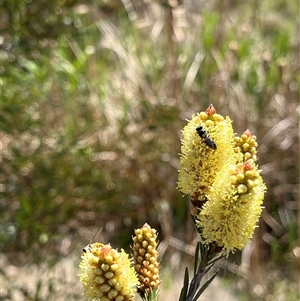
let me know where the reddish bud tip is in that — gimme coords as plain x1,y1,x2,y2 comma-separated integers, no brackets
243,129,253,137
142,223,151,229
100,245,112,260
205,104,216,116
243,161,254,171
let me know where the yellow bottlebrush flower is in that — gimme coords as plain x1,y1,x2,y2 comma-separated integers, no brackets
177,105,267,254
131,223,160,298
79,242,139,301
198,160,266,253
177,104,238,205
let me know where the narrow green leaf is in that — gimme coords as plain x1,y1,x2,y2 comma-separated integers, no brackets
194,242,200,275
187,268,205,301
145,288,159,301
179,267,189,301
192,271,218,301
199,242,207,262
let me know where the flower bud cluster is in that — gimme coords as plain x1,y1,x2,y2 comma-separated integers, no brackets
79,243,138,301
234,129,258,163
131,223,160,296
229,161,262,195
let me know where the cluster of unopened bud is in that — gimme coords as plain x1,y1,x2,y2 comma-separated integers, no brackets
234,129,258,162
229,161,262,196
79,243,138,301
131,223,160,296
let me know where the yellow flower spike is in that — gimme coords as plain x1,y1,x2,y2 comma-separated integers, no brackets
198,160,266,254
132,223,160,300
177,104,238,205
79,243,138,301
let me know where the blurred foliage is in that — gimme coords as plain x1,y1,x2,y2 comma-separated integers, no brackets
1,0,299,288
222,271,300,301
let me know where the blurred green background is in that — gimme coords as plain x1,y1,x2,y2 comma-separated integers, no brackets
1,0,299,300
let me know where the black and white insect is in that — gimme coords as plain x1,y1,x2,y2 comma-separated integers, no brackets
82,244,93,254
196,126,217,150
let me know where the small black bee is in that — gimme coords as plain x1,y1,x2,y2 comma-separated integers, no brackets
196,126,217,150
